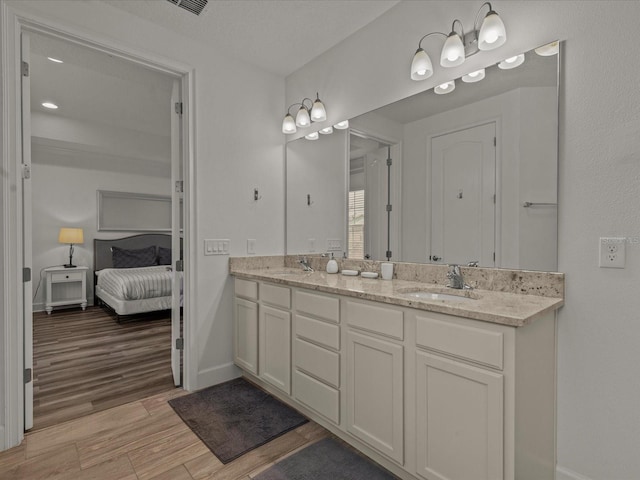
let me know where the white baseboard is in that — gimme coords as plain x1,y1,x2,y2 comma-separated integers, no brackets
195,362,240,391
557,465,594,480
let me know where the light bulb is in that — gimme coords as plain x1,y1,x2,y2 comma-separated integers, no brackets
462,68,485,83
411,48,433,81
319,126,333,135
478,9,506,51
440,32,465,67
305,131,319,140
282,113,296,134
295,105,311,127
434,80,455,94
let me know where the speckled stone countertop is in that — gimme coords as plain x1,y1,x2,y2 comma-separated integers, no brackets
229,256,564,327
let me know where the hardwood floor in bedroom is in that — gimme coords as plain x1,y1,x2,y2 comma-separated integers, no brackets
33,306,177,430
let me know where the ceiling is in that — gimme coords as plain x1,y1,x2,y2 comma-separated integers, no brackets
101,0,401,77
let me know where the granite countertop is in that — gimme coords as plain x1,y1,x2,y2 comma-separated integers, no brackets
230,266,563,327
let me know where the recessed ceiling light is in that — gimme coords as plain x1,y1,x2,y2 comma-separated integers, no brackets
47,57,63,64
42,102,59,109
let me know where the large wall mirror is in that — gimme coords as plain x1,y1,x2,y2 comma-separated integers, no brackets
286,41,560,271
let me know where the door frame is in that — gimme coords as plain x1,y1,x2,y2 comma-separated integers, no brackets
1,4,196,450
425,117,502,266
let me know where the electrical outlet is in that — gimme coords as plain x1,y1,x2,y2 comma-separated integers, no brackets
599,237,625,268
308,238,316,252
247,239,256,255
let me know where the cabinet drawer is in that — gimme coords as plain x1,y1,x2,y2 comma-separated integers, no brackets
295,290,339,323
294,338,340,388
346,300,404,340
235,278,258,301
416,314,504,370
295,314,340,350
51,271,83,283
294,370,339,424
261,283,291,309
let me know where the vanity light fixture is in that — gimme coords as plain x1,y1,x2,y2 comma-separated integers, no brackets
334,120,349,130
410,2,506,81
462,68,486,83
282,92,327,134
434,80,455,94
498,53,525,69
42,102,59,109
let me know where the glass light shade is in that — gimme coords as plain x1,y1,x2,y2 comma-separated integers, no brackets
319,126,333,135
42,102,58,109
295,106,311,127
411,48,433,81
434,80,455,95
47,57,63,63
535,41,559,56
440,33,465,67
334,120,349,130
282,113,297,134
498,53,525,70
58,227,84,244
310,98,327,122
462,68,485,83
305,131,319,140
478,10,506,51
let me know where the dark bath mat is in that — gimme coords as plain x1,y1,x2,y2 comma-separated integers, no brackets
168,377,308,464
254,437,397,480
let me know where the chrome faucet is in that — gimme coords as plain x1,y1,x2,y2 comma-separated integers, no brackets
299,256,314,272
446,264,469,290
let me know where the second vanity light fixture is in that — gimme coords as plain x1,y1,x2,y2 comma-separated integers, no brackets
282,93,327,134
410,2,506,82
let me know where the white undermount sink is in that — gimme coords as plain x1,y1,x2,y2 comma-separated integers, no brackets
397,289,478,303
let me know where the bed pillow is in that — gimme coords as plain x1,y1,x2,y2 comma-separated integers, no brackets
111,246,158,268
157,246,172,265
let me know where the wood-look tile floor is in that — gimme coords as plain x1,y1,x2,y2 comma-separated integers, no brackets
0,388,330,480
33,306,177,430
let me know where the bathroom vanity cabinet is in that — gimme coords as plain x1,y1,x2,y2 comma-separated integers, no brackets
232,272,558,480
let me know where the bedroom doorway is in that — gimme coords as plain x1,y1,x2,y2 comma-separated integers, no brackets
21,29,190,431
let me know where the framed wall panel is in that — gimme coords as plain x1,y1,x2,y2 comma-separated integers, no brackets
97,190,171,232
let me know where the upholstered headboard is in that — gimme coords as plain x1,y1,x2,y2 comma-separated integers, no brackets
94,234,173,272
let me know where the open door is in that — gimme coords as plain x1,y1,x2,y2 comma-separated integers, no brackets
170,80,182,386
21,32,34,431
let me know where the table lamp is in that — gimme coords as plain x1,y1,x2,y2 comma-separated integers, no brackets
58,227,84,268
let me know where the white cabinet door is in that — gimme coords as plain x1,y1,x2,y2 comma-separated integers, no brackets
416,351,503,480
234,297,259,375
260,305,292,394
346,330,404,464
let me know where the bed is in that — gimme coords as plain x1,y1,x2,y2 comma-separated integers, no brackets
94,234,182,319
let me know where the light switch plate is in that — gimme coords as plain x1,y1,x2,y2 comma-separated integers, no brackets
599,237,625,268
247,239,256,255
308,238,315,252
205,239,230,256
327,239,342,251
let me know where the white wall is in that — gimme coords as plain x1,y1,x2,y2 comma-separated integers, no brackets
1,0,285,447
286,1,640,478
286,130,347,254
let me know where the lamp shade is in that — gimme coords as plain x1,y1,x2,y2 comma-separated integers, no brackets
478,10,506,51
434,80,455,95
310,96,327,122
440,32,465,67
58,227,84,245
282,113,297,134
462,68,486,83
498,53,525,70
295,105,311,127
411,48,433,81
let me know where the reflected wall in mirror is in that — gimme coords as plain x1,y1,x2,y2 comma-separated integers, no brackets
286,42,560,271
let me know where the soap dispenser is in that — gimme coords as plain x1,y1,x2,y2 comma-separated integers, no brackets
326,253,339,274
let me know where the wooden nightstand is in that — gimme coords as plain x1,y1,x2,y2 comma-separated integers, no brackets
44,266,88,314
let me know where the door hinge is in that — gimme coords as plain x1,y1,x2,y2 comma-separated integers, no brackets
175,180,184,193
22,61,29,77
175,259,184,272
494,136,497,147
386,250,393,259
386,204,393,212
493,193,496,204
175,338,184,350
387,157,393,166
175,102,183,115
24,368,32,384
493,252,496,262
23,267,31,282
22,164,31,179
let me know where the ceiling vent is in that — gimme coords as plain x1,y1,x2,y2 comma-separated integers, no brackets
166,0,208,16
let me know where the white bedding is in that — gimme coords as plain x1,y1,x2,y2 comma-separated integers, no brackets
97,265,179,301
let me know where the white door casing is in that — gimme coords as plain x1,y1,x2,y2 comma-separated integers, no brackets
430,123,496,266
170,79,182,387
21,32,34,432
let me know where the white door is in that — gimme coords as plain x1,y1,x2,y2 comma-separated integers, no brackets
170,80,182,386
430,123,496,266
21,32,34,431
